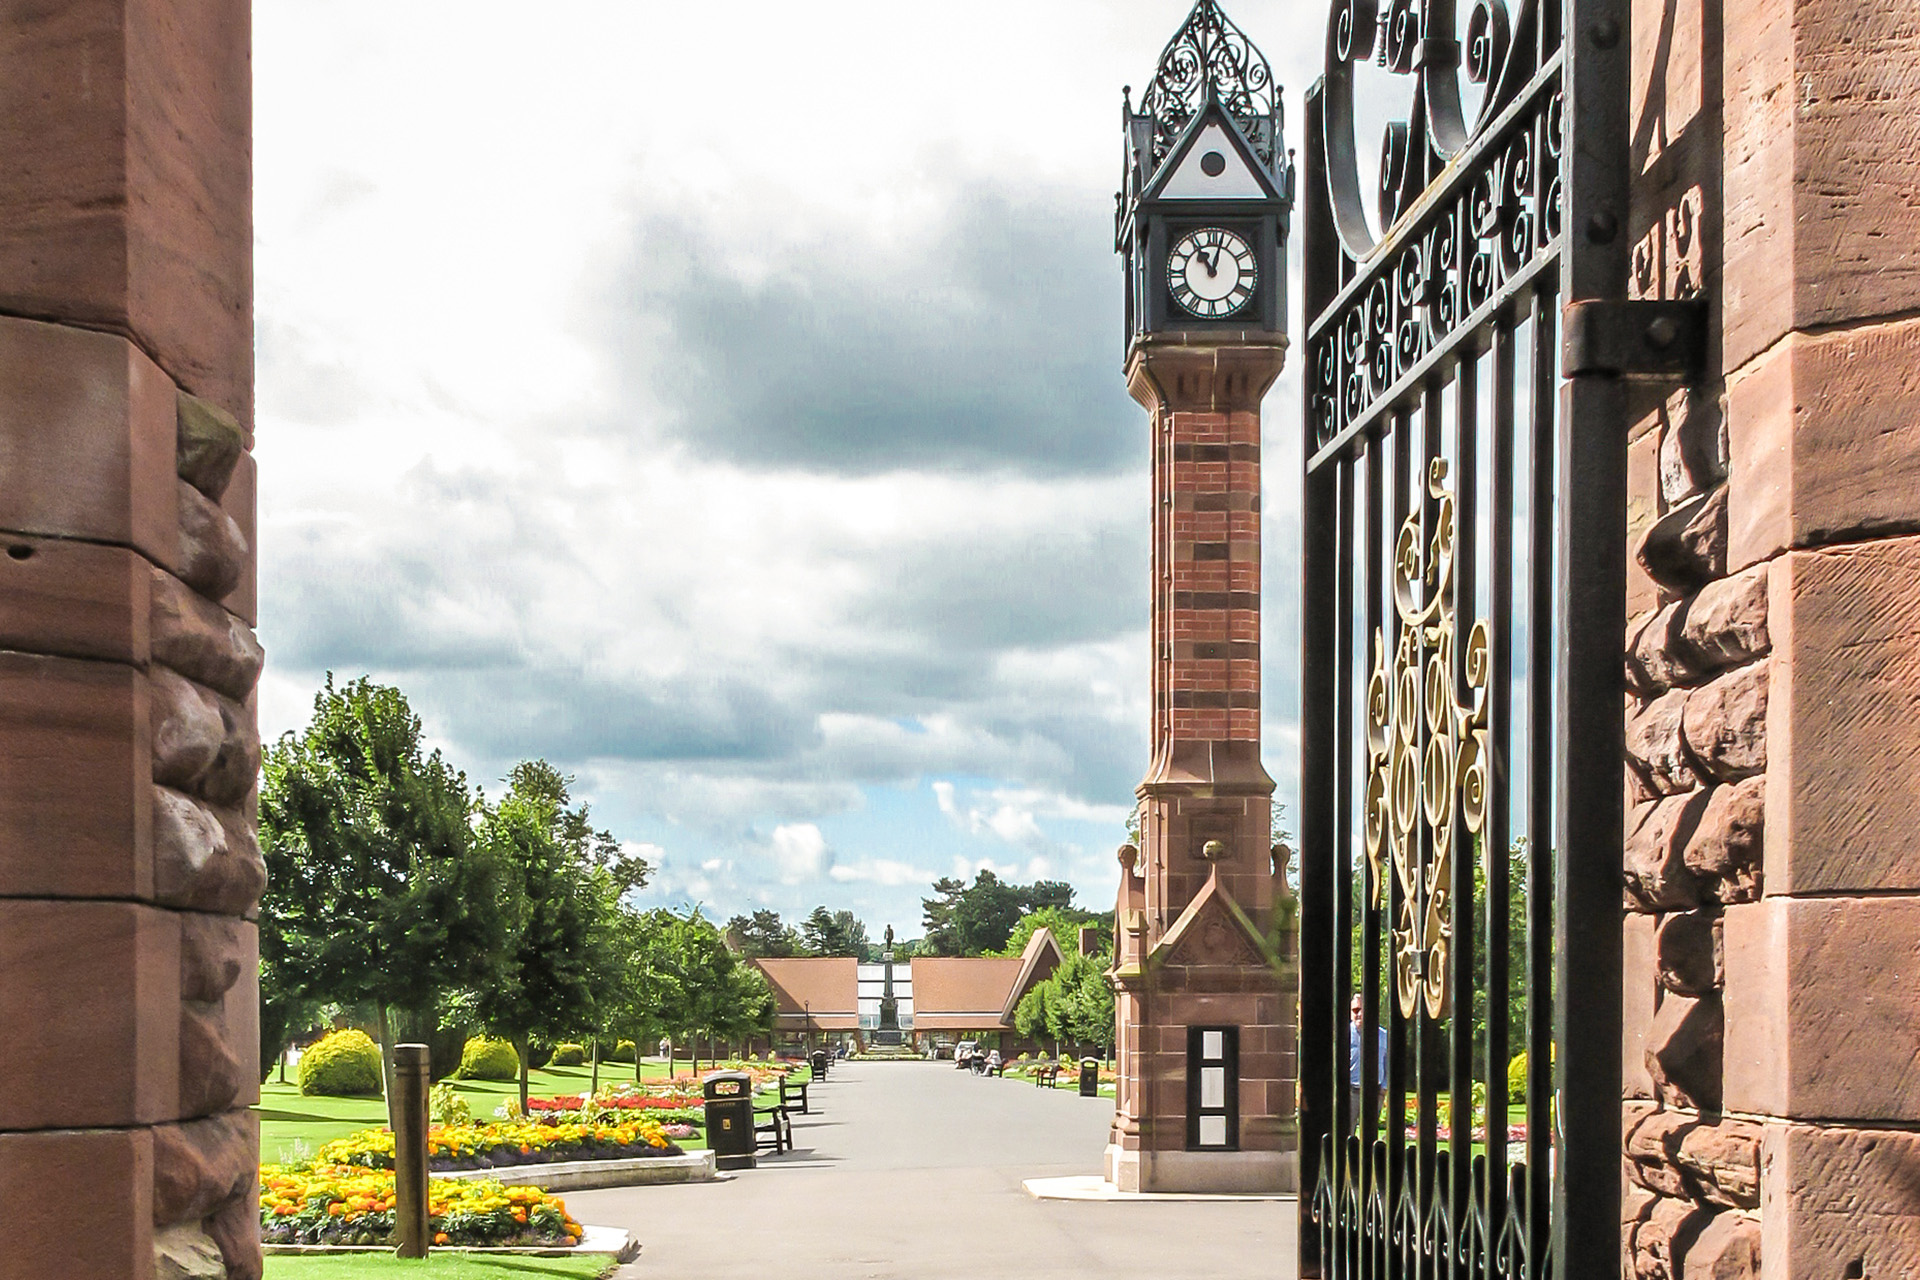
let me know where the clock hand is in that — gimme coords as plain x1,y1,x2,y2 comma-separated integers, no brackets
1202,248,1220,277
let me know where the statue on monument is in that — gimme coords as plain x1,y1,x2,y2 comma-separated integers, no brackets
877,923,903,1045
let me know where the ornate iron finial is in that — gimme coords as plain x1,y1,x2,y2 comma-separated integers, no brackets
1139,0,1280,171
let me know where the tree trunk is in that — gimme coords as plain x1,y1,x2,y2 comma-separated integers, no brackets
515,1033,531,1117
589,1036,601,1097
376,1003,399,1127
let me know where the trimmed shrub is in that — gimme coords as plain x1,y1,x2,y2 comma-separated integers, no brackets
456,1037,521,1081
299,1029,383,1097
525,1040,555,1070
551,1043,586,1067
616,1040,637,1062
1507,1052,1528,1104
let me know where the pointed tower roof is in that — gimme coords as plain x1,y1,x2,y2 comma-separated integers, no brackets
1139,0,1280,174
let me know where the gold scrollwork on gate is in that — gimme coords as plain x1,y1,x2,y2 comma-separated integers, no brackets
1363,459,1491,1021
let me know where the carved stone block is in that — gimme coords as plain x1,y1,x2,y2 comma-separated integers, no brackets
1680,661,1768,783
1648,991,1723,1112
1682,778,1764,903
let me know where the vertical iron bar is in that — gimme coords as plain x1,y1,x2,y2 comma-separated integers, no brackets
1448,352,1479,1280
1416,382,1442,1280
1301,457,1339,1280
1558,0,1628,1270
1386,406,1412,1278
1524,286,1557,1280
1361,428,1385,1280
1334,456,1357,1277
1482,313,1517,1280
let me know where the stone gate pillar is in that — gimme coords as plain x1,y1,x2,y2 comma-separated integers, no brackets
1621,0,1920,1273
0,3,262,1278
1106,338,1298,1196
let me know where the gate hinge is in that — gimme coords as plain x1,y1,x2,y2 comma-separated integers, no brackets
1563,299,1707,379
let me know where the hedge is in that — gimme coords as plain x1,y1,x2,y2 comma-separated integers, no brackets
299,1030,383,1097
551,1043,586,1067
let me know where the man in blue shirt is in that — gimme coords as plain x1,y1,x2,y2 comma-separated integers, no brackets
1349,995,1388,1126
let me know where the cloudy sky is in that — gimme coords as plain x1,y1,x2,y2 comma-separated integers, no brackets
253,0,1359,936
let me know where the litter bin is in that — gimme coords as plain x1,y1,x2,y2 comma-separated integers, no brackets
1079,1057,1100,1097
703,1071,756,1171
810,1049,828,1080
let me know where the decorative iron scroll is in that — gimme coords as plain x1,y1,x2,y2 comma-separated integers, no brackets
1138,0,1280,171
1309,0,1564,450
1363,459,1490,1020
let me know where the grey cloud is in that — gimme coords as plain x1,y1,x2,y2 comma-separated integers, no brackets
593,174,1140,477
855,514,1146,653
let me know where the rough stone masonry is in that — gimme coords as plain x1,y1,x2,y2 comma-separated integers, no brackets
0,3,262,1278
1621,0,1920,1274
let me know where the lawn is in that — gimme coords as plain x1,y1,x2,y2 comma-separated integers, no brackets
258,1057,788,1163
264,1256,615,1279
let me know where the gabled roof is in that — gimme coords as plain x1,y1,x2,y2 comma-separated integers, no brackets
999,928,1066,1023
751,957,859,1027
1147,864,1277,970
910,956,1025,1030
1143,100,1285,204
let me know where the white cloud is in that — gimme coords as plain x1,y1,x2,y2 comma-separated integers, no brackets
251,0,1324,932
769,823,831,884
828,858,926,887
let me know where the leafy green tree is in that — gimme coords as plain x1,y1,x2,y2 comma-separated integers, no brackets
996,905,1110,959
800,906,869,957
627,909,753,1074
258,676,507,1113
712,960,779,1055
1065,953,1117,1057
1013,981,1054,1050
469,761,649,1114
920,871,1077,956
726,909,800,958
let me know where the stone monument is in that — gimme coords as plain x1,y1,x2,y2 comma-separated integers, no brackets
1106,0,1298,1195
876,925,902,1046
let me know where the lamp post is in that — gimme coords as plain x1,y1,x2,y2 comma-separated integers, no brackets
804,1000,812,1055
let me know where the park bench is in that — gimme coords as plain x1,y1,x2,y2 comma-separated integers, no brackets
780,1072,810,1115
1032,1063,1061,1088
754,1089,793,1154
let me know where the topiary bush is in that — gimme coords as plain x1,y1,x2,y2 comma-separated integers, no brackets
551,1042,586,1067
616,1039,637,1062
525,1040,555,1070
298,1029,383,1097
1507,1052,1528,1104
456,1036,521,1081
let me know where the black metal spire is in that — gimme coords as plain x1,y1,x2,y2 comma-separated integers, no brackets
1138,0,1281,171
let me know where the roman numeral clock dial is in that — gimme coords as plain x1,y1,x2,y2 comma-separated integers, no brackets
1167,227,1257,319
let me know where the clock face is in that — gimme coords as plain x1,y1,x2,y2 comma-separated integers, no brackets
1167,227,1257,319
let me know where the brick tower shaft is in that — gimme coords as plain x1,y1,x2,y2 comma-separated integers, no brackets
1108,335,1297,1195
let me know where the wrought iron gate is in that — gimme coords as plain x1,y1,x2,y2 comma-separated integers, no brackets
1298,0,1637,1275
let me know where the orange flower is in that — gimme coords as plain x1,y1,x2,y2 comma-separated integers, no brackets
434,1233,450,1245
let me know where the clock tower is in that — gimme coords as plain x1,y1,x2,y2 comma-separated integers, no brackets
1107,0,1297,1196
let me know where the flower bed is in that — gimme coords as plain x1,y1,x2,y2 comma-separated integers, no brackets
316,1118,681,1173
260,1163,582,1248
527,1092,694,1114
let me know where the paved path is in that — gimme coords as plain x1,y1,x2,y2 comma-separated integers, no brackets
578,1061,1295,1280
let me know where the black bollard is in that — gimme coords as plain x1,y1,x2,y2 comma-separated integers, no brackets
393,1043,431,1258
